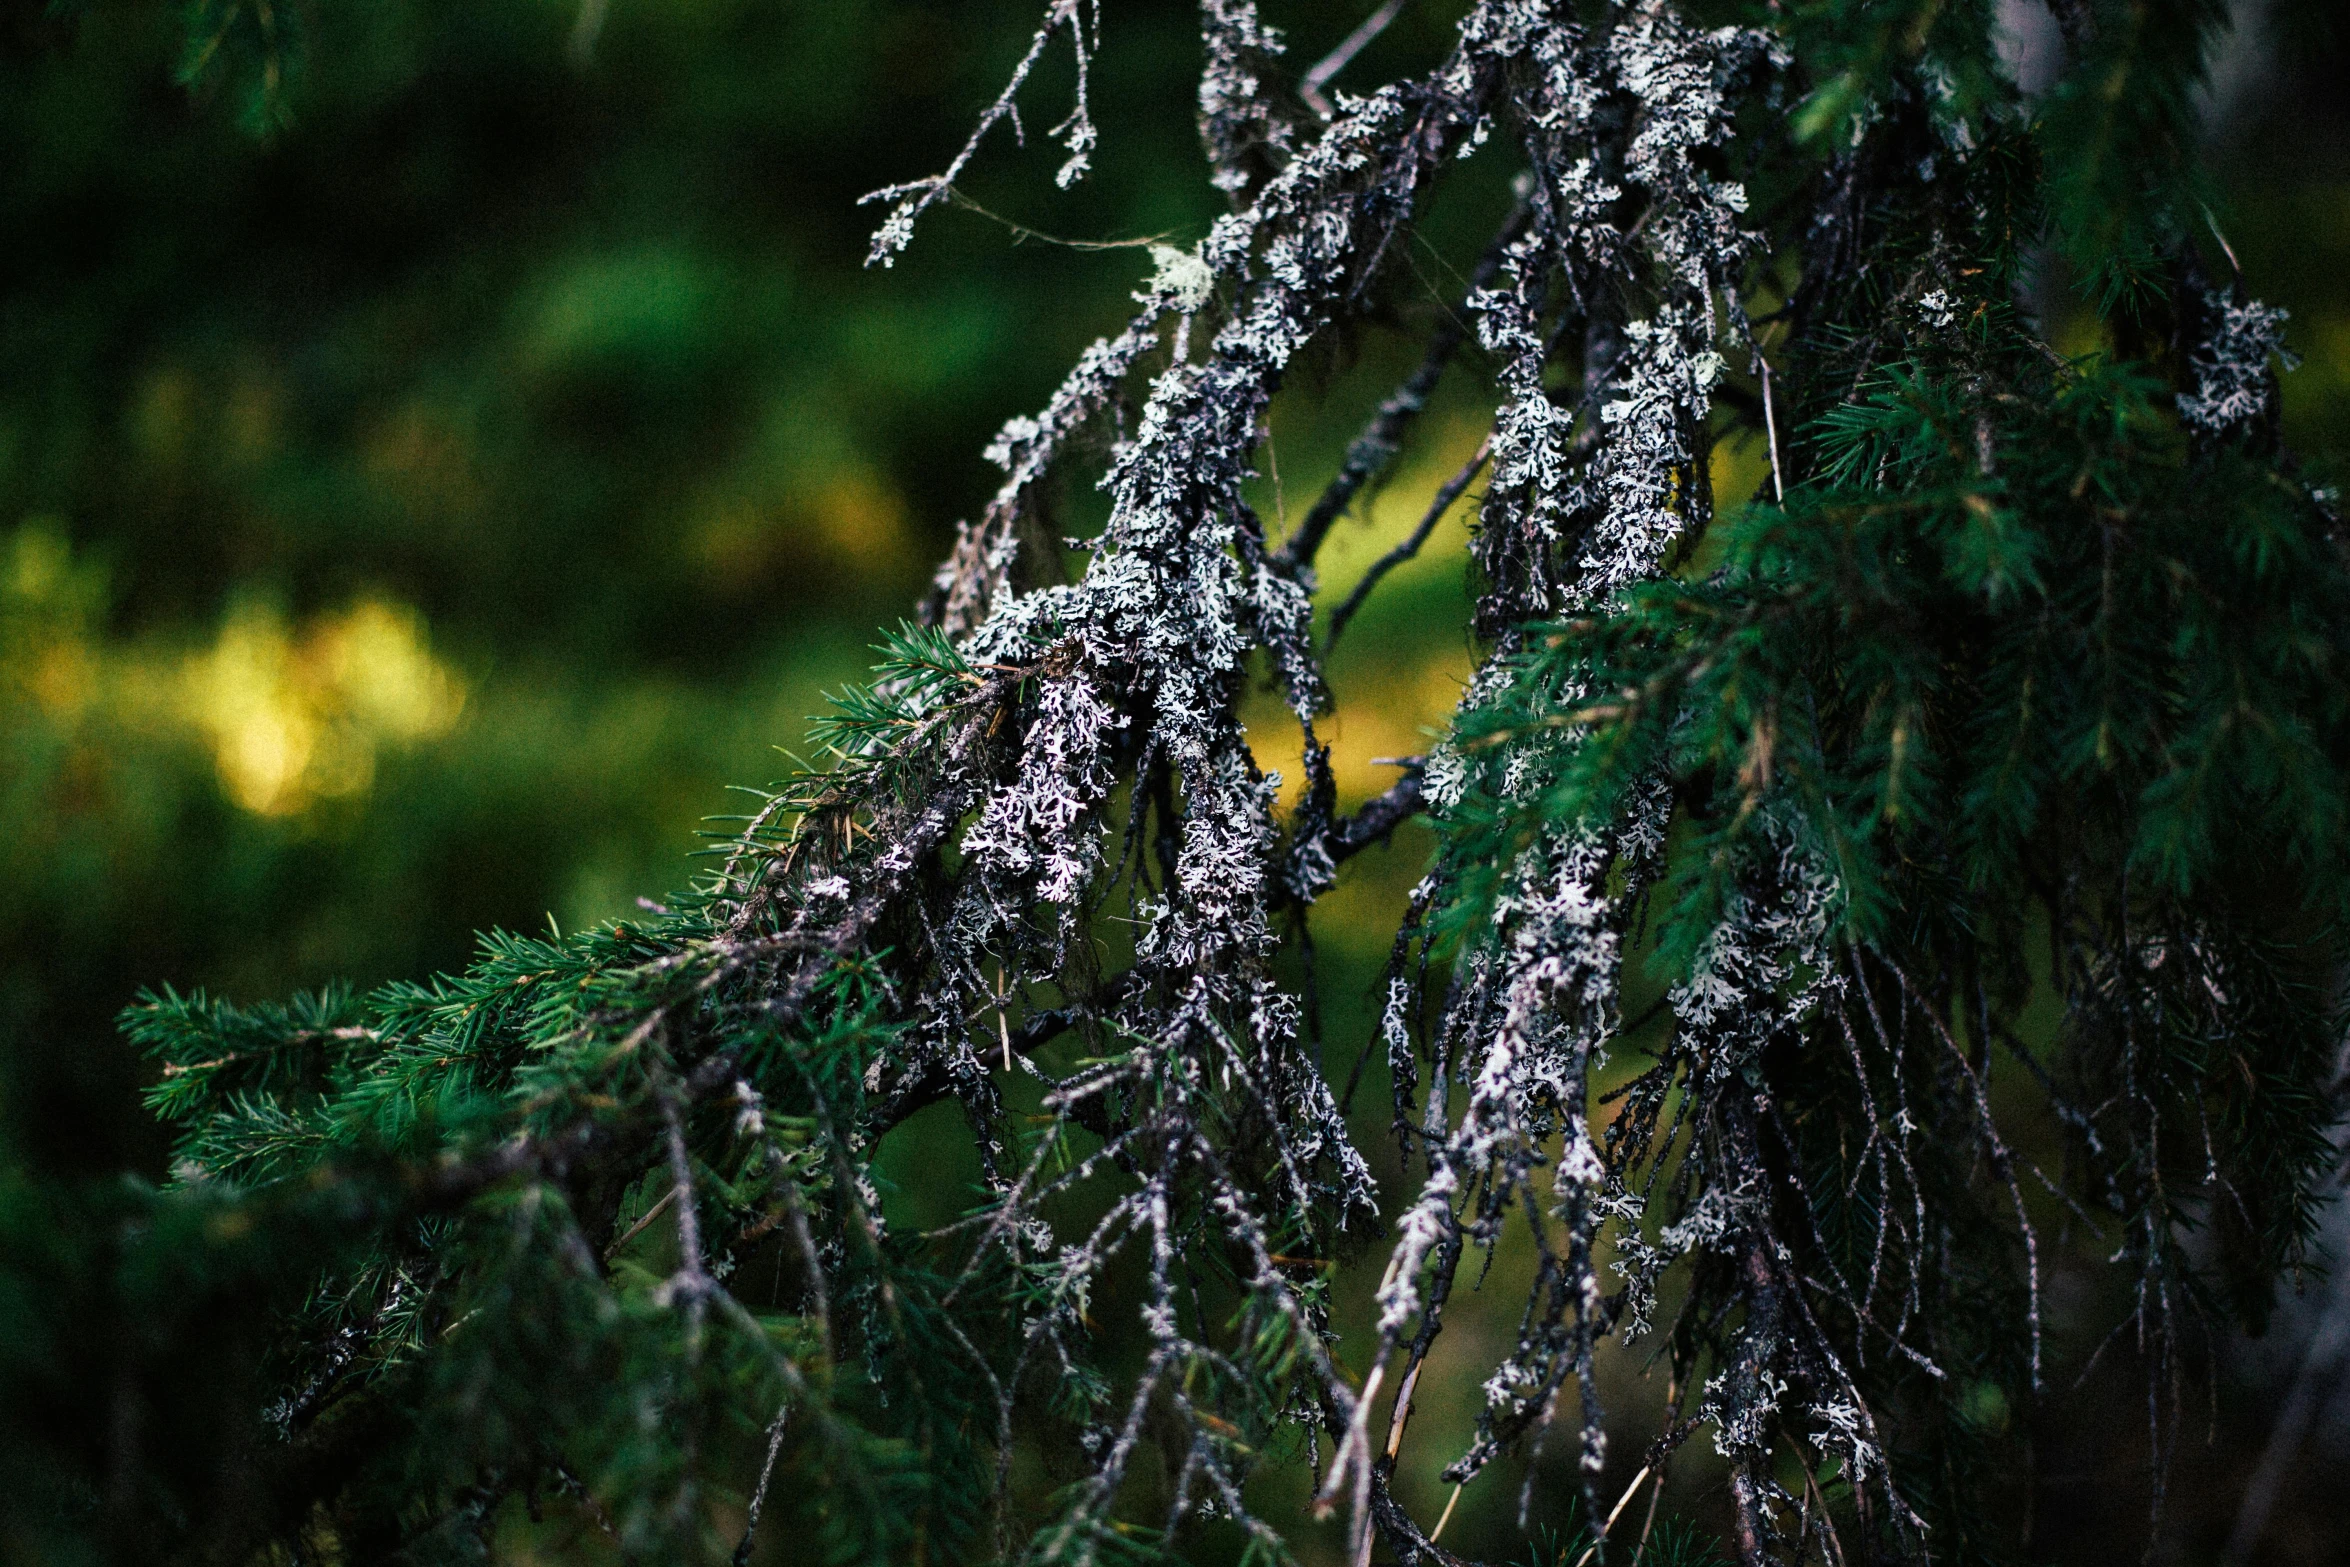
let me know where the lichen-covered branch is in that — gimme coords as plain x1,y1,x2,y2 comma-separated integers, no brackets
122,3,2350,1563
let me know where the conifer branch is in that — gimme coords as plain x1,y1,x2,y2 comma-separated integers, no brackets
114,3,2350,1561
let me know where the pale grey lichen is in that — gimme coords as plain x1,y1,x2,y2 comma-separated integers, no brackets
787,3,2050,1560
2179,288,2294,440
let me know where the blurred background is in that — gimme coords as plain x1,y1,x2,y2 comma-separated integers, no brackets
3,0,2348,1561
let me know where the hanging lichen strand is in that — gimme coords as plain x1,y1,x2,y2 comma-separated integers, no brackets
125,2,2350,1564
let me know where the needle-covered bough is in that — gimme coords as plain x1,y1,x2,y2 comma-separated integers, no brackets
126,2,2350,1562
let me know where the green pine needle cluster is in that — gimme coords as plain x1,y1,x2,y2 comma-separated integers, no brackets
119,901,986,1563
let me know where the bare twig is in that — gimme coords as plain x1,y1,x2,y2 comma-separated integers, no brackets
1326,436,1489,649
1300,0,1412,118
1274,203,1528,578
730,1404,792,1566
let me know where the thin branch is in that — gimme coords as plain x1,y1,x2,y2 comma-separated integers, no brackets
1326,436,1489,649
1273,203,1528,578
603,1182,681,1260
1886,956,2042,1390
1568,1463,1653,1567
859,0,1089,266
1300,0,1412,118
941,184,1176,252
658,1092,714,1342
1329,765,1429,860
1758,358,1786,503
730,1404,792,1567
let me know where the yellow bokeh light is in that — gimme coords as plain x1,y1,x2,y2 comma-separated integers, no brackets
180,597,467,817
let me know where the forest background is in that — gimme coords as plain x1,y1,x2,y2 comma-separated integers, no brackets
5,0,2350,1561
